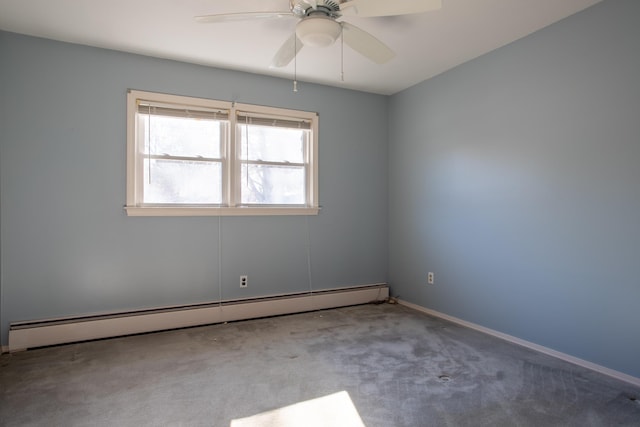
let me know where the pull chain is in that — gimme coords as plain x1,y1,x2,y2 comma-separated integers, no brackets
293,36,299,92
341,25,344,82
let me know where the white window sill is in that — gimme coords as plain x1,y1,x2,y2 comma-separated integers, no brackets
124,206,320,217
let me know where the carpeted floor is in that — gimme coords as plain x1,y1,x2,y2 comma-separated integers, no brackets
1,303,639,426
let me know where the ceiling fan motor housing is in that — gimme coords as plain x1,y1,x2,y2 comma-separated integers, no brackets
296,15,342,47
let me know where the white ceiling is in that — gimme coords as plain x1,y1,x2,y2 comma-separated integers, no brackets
0,0,601,95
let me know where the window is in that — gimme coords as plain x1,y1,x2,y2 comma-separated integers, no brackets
126,90,319,216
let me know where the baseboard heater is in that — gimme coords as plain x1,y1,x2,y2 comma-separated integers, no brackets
8,284,388,352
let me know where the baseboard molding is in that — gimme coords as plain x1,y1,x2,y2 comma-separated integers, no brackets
8,284,388,352
398,299,640,388
1,345,8,354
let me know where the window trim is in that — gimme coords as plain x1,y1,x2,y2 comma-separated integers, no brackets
125,90,319,216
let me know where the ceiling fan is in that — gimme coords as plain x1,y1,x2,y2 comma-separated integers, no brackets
195,0,442,68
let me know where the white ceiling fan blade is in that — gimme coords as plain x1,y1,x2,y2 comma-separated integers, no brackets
340,0,442,17
305,0,318,9
341,22,395,64
270,33,304,68
195,11,293,24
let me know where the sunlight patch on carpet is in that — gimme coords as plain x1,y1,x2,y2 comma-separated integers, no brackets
230,391,366,427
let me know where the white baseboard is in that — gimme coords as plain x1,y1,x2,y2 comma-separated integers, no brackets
398,299,640,388
1,345,8,354
8,284,388,352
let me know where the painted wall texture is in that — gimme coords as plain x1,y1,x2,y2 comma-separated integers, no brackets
389,0,639,378
0,32,389,345
2,0,639,381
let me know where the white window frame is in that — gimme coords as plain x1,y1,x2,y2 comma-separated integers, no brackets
125,90,319,217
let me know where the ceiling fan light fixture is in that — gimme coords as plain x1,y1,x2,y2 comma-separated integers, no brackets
296,16,342,47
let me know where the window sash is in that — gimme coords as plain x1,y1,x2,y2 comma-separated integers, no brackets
136,109,226,159
235,120,310,206
141,158,223,206
135,110,227,205
240,163,307,206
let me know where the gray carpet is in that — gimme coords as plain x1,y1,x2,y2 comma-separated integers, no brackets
1,303,639,426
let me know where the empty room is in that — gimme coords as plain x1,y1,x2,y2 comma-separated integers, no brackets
1,0,639,425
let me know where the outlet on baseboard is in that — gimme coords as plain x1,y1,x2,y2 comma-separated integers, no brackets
240,275,248,288
427,272,434,285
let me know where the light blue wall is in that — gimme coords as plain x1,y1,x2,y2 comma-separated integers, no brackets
2,0,638,381
0,32,389,345
389,0,640,378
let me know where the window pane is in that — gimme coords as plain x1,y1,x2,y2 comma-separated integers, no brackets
241,164,305,205
144,159,222,204
139,114,223,158
238,125,305,163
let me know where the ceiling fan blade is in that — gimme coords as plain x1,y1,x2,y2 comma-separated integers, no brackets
270,33,304,68
340,0,442,17
341,22,395,64
302,0,318,9
195,11,293,24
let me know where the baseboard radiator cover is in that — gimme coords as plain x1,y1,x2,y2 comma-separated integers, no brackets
398,299,640,388
8,284,388,352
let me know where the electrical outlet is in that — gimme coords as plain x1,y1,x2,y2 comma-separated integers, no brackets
428,272,434,285
240,275,248,288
